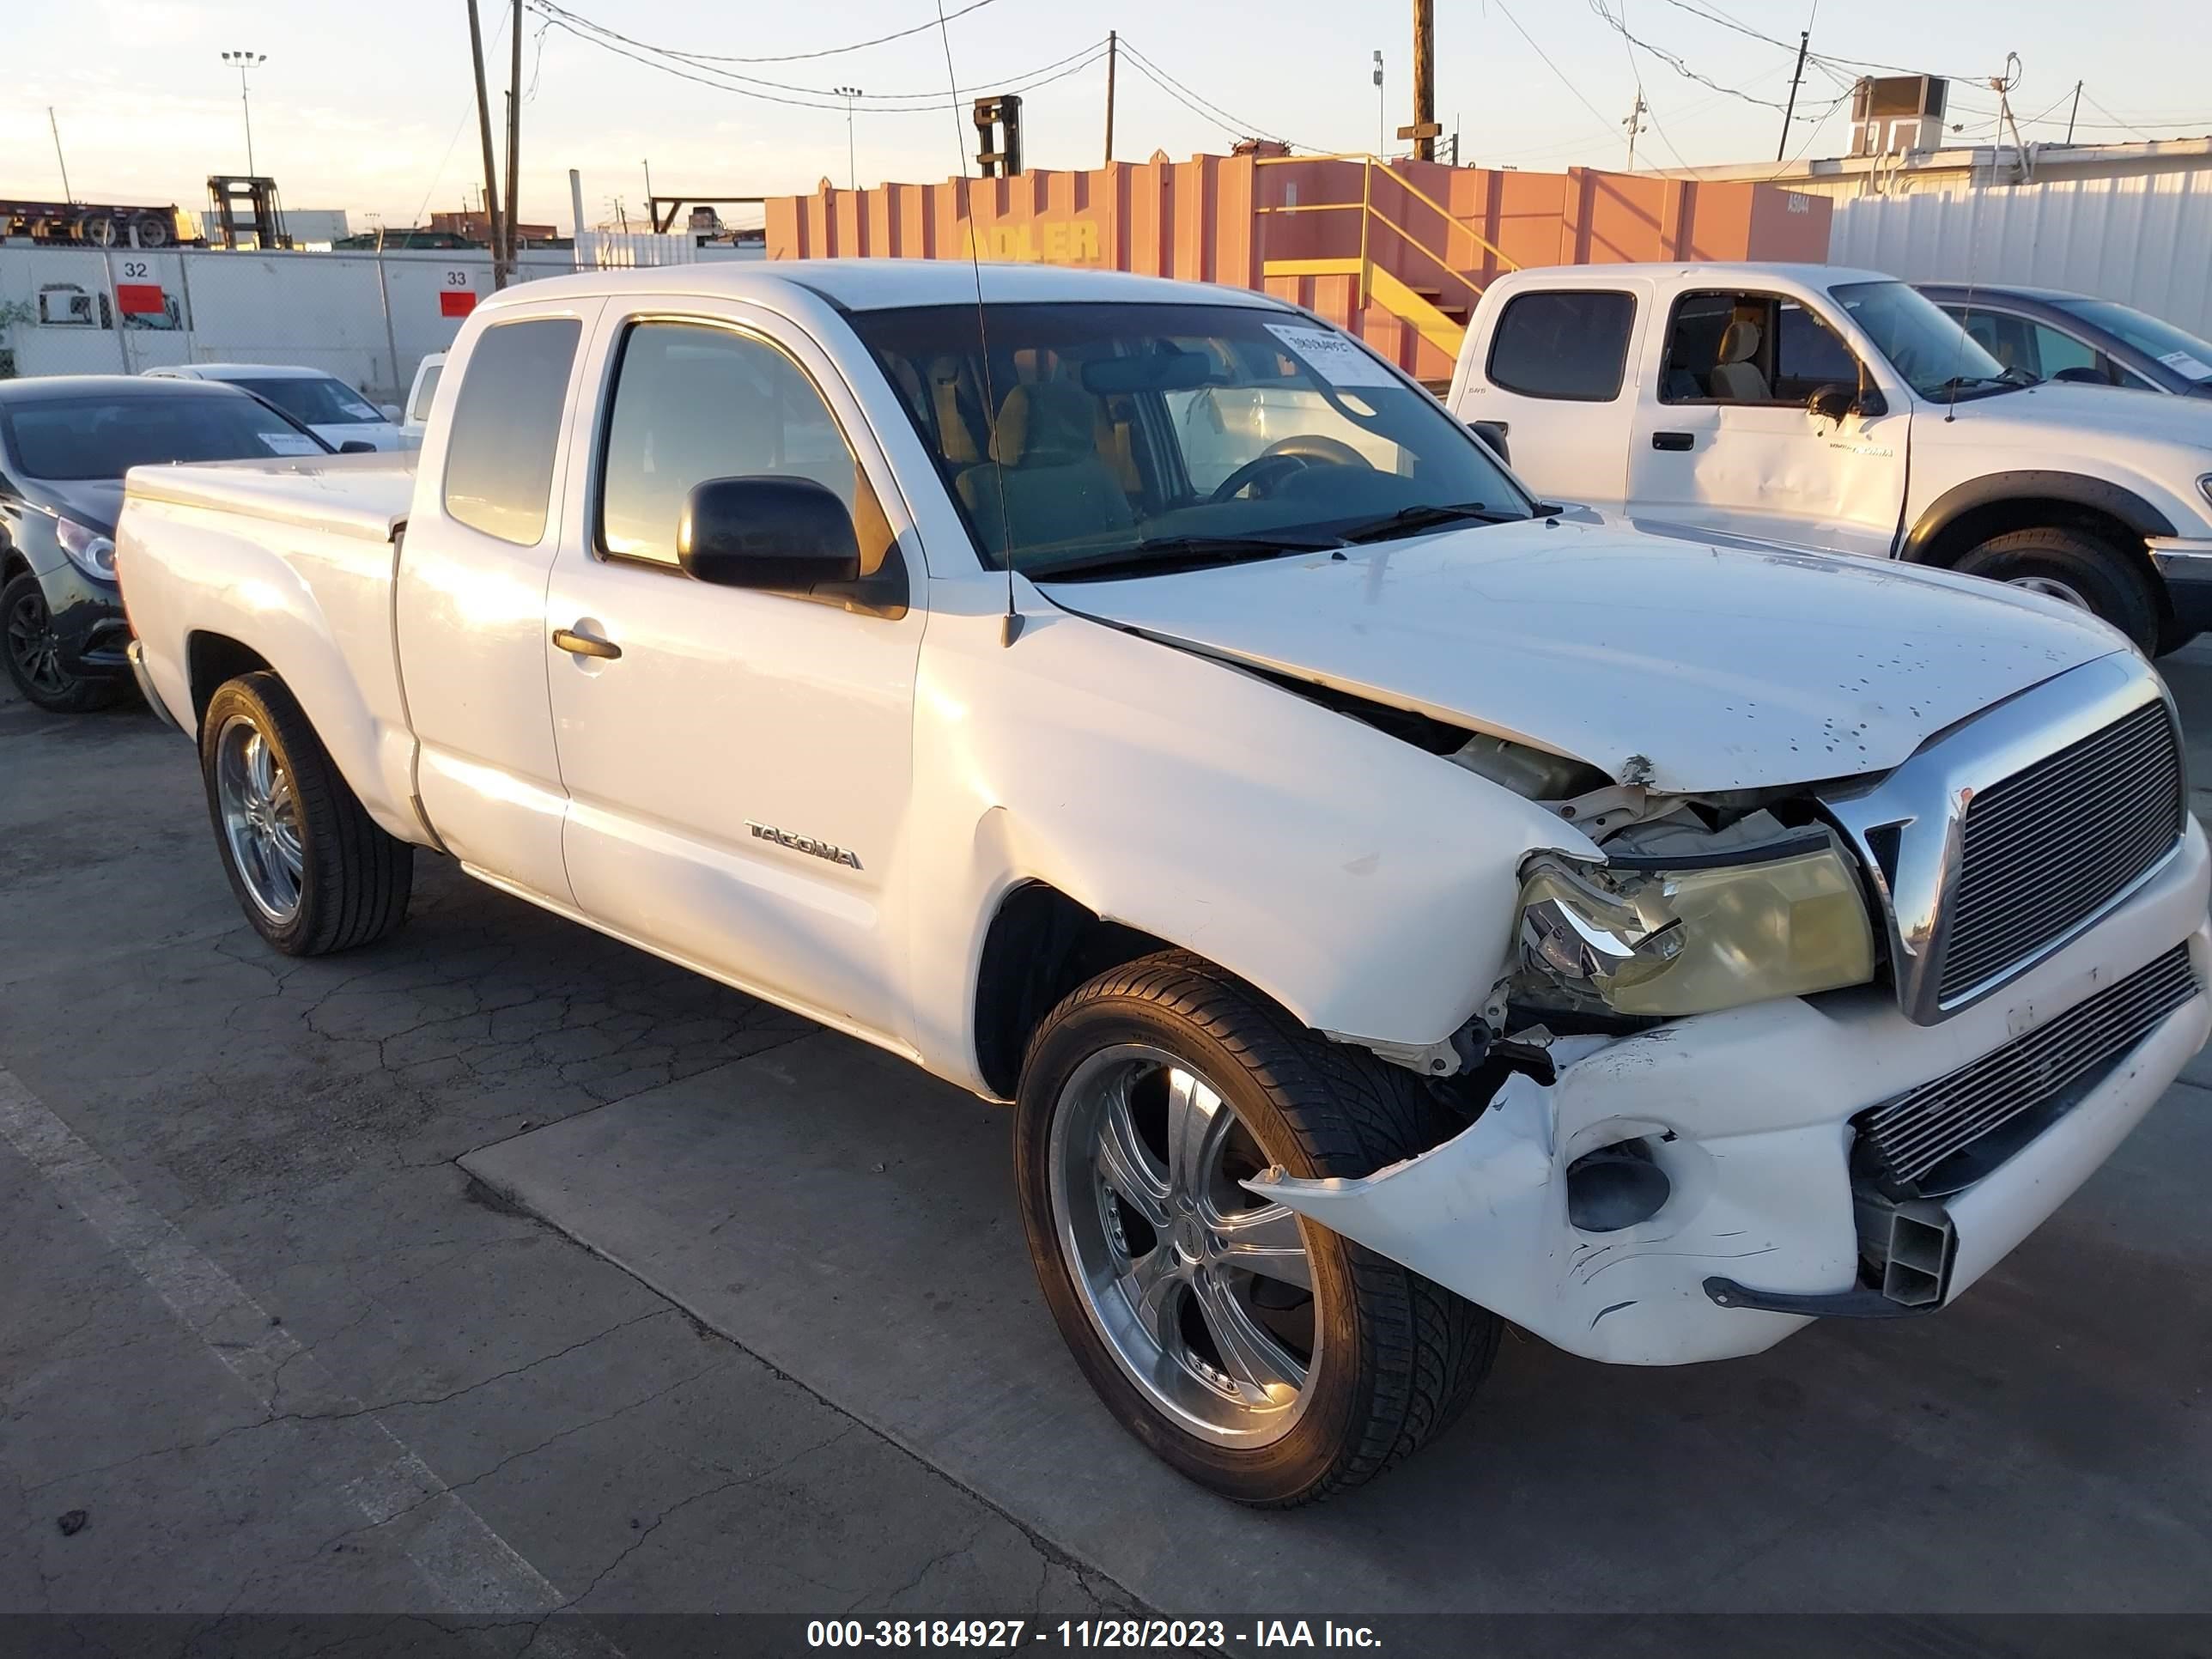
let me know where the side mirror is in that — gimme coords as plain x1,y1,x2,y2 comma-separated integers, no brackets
379,404,403,424
1807,384,1854,422
337,440,380,453
678,476,861,592
1468,419,1511,465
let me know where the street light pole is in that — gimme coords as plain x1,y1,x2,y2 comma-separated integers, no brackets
834,88,862,190
221,50,266,176
1372,52,1384,158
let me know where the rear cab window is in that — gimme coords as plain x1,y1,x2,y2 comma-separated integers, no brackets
441,319,582,544
1486,290,1637,401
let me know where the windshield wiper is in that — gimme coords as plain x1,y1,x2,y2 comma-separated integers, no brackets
1030,532,1343,583
1337,501,1523,544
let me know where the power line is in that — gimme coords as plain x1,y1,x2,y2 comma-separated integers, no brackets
535,9,1109,112
1588,0,1820,118
1115,40,1319,153
535,0,1004,66
1491,0,1622,143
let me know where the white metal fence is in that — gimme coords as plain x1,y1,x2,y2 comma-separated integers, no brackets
0,234,761,404
1829,171,2212,340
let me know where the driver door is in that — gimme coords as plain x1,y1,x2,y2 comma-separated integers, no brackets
1628,289,1907,558
542,304,925,1048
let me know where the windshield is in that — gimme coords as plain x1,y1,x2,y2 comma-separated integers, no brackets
2,393,329,480
845,301,1528,576
234,374,386,426
1829,280,2014,398
2048,297,2212,384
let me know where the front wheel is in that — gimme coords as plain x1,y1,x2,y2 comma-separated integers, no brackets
1013,951,1497,1506
3,573,125,713
200,672,414,956
1953,526,2161,653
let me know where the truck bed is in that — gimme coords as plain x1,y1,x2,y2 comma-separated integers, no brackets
123,452,416,544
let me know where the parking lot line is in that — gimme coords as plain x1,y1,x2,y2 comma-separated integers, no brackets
0,1066,620,1653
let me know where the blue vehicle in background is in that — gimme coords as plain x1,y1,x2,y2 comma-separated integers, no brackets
1919,283,2212,399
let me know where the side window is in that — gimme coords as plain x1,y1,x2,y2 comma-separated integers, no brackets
1948,307,2038,377
406,362,443,424
2029,322,2105,382
1660,291,1793,405
598,319,882,569
1486,290,1636,402
441,319,580,544
1773,301,1859,397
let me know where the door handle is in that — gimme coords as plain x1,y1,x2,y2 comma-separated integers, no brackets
552,626,622,661
1651,430,1695,452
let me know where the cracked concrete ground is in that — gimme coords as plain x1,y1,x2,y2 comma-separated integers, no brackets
0,678,1133,1642
5,644,2212,1643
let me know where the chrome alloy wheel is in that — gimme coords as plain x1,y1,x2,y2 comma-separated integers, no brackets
214,713,304,924
2007,573,2094,611
1047,1043,1319,1447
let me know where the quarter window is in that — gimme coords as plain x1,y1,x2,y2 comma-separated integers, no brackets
441,319,581,544
598,319,881,569
1486,290,1636,402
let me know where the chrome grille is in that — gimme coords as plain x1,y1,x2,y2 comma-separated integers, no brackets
1936,701,2185,1004
1856,944,2197,1193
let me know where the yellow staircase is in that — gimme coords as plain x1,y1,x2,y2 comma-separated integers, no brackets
1254,155,1516,377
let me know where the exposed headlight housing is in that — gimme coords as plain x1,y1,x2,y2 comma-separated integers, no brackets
2197,472,2212,510
1515,829,1877,1018
55,516,118,582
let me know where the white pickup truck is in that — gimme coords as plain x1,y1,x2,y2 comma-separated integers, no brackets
118,261,2209,1506
1447,262,2212,653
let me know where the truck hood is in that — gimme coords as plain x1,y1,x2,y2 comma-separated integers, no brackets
1923,380,2212,449
1039,517,2124,794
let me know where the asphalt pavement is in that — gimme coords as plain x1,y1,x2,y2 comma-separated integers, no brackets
3,642,2210,1650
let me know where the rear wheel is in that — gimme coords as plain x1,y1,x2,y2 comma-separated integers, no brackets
1954,526,2160,653
1014,951,1496,1506
200,672,413,955
3,573,124,714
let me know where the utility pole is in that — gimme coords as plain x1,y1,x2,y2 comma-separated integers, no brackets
1775,27,1809,161
834,88,862,189
465,0,507,288
47,108,73,202
504,0,522,276
1411,0,1435,161
1372,51,1384,158
221,51,266,176
1624,89,1649,168
569,168,587,270
642,157,654,217
1103,31,1117,166
2064,80,2082,144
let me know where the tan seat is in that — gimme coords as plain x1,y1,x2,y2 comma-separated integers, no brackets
957,382,1135,561
1711,319,1771,403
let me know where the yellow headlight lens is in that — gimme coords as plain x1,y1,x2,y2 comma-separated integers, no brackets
1517,836,1877,1018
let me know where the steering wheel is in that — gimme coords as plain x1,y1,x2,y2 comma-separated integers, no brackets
1208,434,1373,503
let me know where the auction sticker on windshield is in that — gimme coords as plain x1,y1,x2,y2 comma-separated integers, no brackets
1265,323,1400,388
2157,349,2212,380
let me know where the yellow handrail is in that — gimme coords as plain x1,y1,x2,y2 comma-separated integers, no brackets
1250,152,1520,277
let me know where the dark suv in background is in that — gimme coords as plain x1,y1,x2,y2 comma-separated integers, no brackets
0,376,333,712
1919,283,2212,398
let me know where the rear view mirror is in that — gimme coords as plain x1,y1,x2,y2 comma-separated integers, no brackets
1081,349,1215,394
679,476,861,592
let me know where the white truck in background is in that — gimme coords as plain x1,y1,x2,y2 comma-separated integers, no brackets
1448,262,2212,653
116,260,2209,1506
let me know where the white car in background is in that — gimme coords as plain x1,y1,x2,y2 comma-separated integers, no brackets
143,363,406,452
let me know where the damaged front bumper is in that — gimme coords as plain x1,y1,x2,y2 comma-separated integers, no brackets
1252,819,2211,1366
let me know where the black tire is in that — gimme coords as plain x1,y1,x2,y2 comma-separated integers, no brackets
3,571,125,714
1014,950,1497,1507
1953,526,2161,653
199,672,413,955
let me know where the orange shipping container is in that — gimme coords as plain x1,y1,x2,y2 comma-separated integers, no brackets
768,152,1832,383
